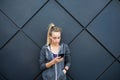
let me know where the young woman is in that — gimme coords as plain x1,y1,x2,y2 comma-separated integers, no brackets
39,23,71,80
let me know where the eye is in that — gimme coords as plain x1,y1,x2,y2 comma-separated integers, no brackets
53,37,57,39
53,37,61,39
58,37,61,39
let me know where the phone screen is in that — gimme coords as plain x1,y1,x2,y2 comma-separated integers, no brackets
58,54,64,57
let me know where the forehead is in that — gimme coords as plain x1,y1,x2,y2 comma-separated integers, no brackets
51,32,61,37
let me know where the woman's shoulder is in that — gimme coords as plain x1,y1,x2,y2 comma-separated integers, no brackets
61,43,70,53
61,43,69,48
41,44,48,49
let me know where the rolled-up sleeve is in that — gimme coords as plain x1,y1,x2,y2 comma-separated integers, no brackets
39,47,47,71
64,44,71,68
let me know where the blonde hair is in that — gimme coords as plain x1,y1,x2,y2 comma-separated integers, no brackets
47,23,61,46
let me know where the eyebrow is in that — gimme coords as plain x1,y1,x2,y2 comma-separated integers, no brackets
53,37,61,38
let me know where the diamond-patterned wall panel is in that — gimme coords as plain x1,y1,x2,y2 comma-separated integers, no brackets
69,31,114,80
0,0,120,80
119,57,120,62
0,11,18,49
0,73,6,80
0,32,40,80
0,0,48,27
23,0,82,47
56,0,111,27
98,61,120,80
87,0,120,58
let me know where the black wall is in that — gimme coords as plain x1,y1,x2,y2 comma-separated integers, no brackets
0,0,120,80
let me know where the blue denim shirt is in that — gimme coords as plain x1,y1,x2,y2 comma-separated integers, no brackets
39,43,71,80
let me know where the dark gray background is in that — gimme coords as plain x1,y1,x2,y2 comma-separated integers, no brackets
0,0,120,80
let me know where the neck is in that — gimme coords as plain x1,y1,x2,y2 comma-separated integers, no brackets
50,43,59,47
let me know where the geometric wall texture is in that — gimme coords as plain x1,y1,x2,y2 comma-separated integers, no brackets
0,0,120,80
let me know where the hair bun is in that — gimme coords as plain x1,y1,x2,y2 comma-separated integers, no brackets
49,23,55,27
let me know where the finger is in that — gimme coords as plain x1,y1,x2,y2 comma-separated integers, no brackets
60,58,63,60
57,57,61,59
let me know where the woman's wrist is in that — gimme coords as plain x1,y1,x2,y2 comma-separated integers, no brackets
63,67,68,74
64,66,69,71
46,60,55,68
64,68,68,71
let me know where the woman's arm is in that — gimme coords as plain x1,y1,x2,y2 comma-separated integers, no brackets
64,44,71,70
39,46,63,70
46,57,63,68
39,47,47,70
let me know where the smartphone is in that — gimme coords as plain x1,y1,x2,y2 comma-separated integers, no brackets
58,54,64,58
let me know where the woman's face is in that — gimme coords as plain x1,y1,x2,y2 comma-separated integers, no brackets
50,32,61,45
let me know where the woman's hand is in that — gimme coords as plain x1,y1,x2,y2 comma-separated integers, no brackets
63,69,67,74
53,57,63,64
63,66,69,74
46,57,63,68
